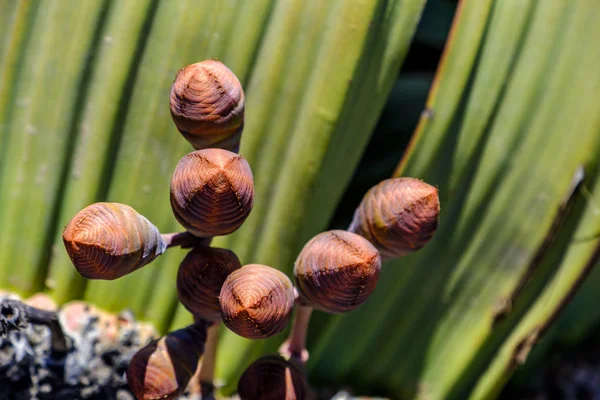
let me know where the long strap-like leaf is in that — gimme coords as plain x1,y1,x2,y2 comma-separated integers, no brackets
308,0,600,398
211,0,427,393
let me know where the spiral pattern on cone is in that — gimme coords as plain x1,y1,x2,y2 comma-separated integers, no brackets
238,355,308,400
127,321,208,400
170,148,254,238
177,246,241,321
294,230,381,313
170,60,244,152
220,264,294,339
349,177,439,258
62,202,166,280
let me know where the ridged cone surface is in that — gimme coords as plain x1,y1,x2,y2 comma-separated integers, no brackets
170,60,245,151
238,355,308,400
220,264,294,339
349,177,439,258
170,148,254,238
177,246,241,321
294,230,381,313
127,321,207,400
62,202,166,280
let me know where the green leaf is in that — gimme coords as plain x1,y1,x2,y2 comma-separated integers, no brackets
0,0,37,154
308,0,600,398
2,1,597,398
44,0,157,305
472,168,600,399
308,0,496,394
0,0,107,295
213,0,427,392
82,0,272,327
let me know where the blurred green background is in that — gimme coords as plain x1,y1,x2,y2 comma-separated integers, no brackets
1,0,600,398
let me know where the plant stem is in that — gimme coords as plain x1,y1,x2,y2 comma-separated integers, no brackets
280,305,313,365
161,232,212,249
198,322,220,399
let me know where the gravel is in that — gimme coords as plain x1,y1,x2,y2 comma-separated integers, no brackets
11,292,593,400
0,295,152,400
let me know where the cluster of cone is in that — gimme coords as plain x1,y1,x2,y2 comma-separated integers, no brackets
62,60,440,400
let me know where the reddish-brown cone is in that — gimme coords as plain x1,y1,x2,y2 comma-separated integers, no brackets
170,148,254,238
238,355,308,400
294,230,381,313
177,246,241,321
349,177,439,258
127,321,208,400
220,264,295,339
63,203,166,280
170,60,245,152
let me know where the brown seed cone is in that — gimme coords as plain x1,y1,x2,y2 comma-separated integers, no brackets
238,355,308,400
294,230,381,313
177,246,241,321
127,321,208,400
170,60,245,152
63,202,166,280
220,264,295,339
349,177,440,258
170,148,254,238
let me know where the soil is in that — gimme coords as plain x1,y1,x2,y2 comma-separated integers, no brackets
0,324,132,399
6,292,596,400
0,294,384,400
0,296,146,400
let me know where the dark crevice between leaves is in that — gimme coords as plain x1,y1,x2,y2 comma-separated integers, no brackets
410,0,457,52
34,0,114,296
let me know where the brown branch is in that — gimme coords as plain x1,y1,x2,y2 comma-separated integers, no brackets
161,232,212,249
198,322,219,399
280,305,313,365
